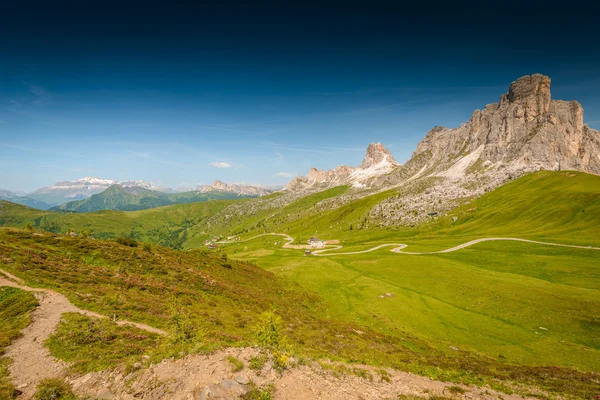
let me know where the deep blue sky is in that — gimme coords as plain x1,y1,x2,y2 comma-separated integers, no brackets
1,1,599,192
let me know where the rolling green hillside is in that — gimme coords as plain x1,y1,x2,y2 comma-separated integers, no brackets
0,199,237,249
184,185,351,247
51,184,255,212
2,171,599,249
269,171,600,248
1,228,599,398
218,171,600,379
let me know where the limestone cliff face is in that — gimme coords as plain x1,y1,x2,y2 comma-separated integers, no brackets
404,74,600,179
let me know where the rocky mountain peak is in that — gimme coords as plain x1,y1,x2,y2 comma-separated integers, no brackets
385,73,599,190
211,180,228,190
505,73,551,103
284,143,401,191
360,142,399,169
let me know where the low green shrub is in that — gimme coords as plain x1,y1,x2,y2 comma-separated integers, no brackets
115,237,138,247
226,355,244,372
34,378,77,400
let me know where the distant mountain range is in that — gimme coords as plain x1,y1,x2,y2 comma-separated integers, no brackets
192,180,279,196
50,184,257,212
0,190,52,210
25,177,172,207
1,177,281,210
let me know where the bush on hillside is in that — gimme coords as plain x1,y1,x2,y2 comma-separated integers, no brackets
253,311,288,349
115,237,138,247
34,378,76,400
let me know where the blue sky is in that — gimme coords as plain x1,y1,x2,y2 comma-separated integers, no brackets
1,2,599,192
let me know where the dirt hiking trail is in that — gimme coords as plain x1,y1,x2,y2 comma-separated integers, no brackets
70,347,533,400
0,270,165,400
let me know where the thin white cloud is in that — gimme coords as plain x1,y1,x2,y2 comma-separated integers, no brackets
275,172,296,177
26,84,53,105
126,150,151,158
210,161,232,168
0,142,43,152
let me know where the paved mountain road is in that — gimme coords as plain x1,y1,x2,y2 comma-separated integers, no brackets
221,233,600,255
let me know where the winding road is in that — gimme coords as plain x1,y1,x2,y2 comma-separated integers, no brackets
220,233,600,256
0,270,166,400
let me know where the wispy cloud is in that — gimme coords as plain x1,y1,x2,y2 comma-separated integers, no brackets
125,150,185,168
275,172,296,177
209,161,232,168
26,84,54,105
254,142,363,154
0,142,43,152
198,124,270,136
126,150,151,158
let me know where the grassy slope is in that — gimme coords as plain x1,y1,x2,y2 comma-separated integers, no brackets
185,186,351,244
0,287,38,399
282,171,600,249
0,229,428,369
224,171,600,373
1,229,598,397
0,199,233,248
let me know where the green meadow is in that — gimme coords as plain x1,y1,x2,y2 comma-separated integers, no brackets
224,171,600,372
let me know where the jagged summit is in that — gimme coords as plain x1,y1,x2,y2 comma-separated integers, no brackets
359,142,399,169
505,73,551,104
284,142,400,191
